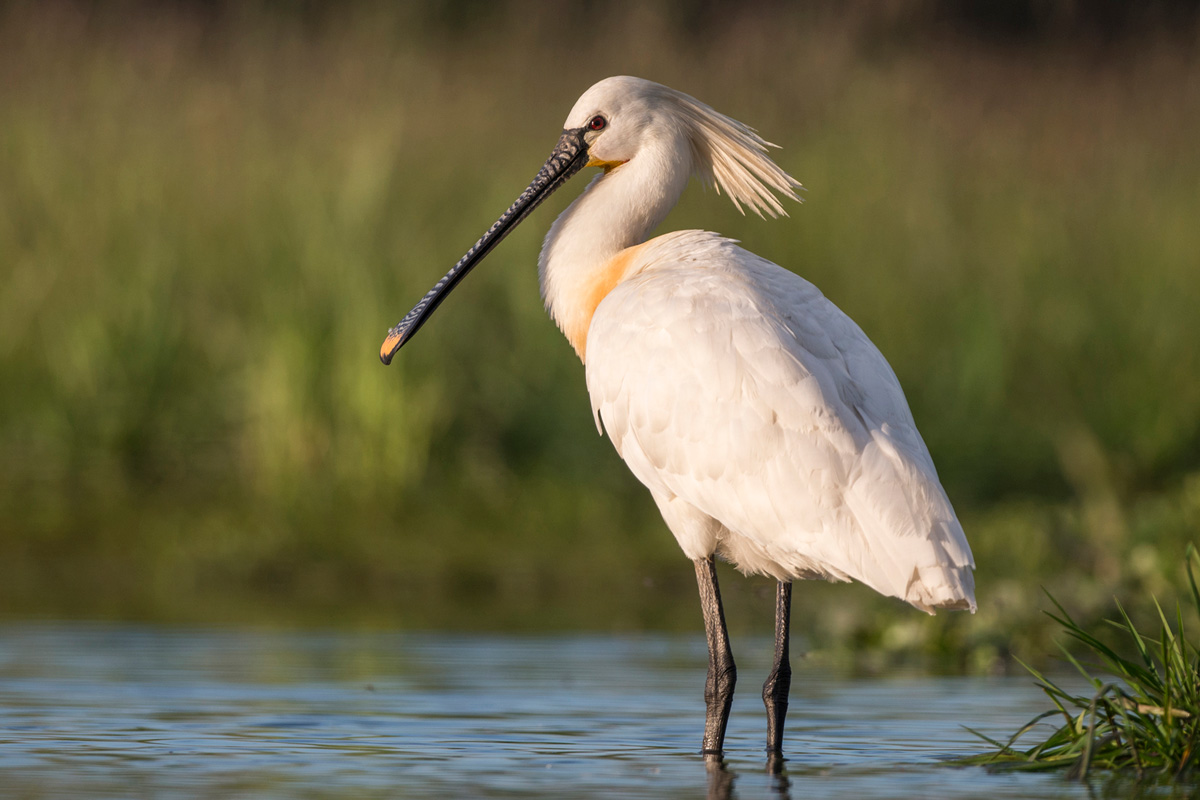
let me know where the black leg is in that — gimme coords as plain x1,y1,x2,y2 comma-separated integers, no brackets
695,556,737,755
763,580,792,763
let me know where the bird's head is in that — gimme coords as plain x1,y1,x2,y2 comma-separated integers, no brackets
379,76,800,364
564,76,801,217
562,76,661,173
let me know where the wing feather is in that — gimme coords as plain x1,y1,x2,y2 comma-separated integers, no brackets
585,231,975,612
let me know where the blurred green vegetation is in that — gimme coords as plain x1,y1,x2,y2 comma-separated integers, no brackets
1,1,1199,671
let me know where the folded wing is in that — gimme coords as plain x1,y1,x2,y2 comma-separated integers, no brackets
585,232,975,613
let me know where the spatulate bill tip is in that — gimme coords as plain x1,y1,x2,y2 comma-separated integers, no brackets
379,329,405,365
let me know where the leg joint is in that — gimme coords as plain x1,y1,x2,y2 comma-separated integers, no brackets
762,662,792,699
706,661,737,702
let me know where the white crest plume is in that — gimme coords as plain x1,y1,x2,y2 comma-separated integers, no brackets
665,88,803,218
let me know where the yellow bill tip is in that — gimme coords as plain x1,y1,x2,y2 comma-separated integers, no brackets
380,330,404,365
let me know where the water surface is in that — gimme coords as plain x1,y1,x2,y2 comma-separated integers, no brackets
0,622,1137,798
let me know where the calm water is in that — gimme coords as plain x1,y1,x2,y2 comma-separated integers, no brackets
0,622,1158,799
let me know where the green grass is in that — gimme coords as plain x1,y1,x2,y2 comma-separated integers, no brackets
1,3,1199,660
966,547,1200,778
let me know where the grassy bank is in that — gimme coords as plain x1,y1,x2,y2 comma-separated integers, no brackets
1,2,1199,668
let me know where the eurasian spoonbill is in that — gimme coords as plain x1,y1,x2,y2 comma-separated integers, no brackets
380,75,976,760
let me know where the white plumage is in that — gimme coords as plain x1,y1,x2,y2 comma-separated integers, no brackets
584,231,974,612
381,75,976,758
538,77,975,614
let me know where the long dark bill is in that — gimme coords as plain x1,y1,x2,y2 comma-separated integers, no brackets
380,128,590,364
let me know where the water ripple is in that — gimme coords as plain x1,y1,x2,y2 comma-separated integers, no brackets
0,622,1101,798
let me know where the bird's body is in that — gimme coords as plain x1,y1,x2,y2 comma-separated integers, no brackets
537,77,973,612
381,75,975,761
581,231,973,610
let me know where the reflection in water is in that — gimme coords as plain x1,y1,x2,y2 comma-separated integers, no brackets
706,753,736,800
704,753,792,800
0,622,1112,799
769,756,793,799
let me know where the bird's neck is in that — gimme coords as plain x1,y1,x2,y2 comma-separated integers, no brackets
539,142,691,362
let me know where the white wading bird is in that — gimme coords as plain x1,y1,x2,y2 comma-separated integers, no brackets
380,76,975,760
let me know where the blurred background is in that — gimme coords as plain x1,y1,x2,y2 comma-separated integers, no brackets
1,0,1198,672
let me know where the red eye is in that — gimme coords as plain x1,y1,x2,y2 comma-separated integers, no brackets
589,115,606,131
